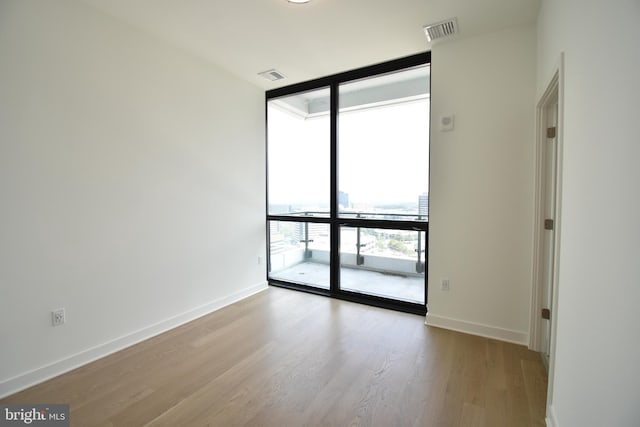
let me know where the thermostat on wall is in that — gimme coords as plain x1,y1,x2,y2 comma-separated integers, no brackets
439,115,454,132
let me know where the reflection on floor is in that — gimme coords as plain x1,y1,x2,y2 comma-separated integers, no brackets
270,261,424,304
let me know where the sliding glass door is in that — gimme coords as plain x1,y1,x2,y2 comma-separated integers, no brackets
266,53,430,314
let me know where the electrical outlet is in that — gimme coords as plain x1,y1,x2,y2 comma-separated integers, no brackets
440,278,450,291
52,308,65,326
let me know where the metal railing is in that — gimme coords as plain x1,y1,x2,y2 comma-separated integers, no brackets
269,211,427,276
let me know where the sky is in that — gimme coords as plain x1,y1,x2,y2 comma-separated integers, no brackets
267,95,429,210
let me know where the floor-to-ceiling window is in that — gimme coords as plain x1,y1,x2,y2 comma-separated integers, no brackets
266,53,430,314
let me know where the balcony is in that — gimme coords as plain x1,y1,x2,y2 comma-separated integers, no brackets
269,221,426,304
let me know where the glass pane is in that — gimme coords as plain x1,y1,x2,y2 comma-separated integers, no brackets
267,88,330,217
340,226,425,303
338,65,430,221
268,220,330,289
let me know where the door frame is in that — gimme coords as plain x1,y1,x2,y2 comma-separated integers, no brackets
530,54,564,358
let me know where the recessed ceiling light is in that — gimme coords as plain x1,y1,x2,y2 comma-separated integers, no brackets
288,0,310,4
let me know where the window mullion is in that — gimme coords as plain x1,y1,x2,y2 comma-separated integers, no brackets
329,81,339,294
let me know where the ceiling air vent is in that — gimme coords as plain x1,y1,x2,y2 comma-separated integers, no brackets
423,18,458,42
258,69,286,81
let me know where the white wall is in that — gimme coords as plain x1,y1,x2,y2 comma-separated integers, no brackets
0,0,266,397
427,25,536,344
537,1,640,426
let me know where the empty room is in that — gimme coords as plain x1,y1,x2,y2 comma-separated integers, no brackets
1,1,638,426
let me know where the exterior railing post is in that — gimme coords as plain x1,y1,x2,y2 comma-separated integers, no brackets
356,213,364,265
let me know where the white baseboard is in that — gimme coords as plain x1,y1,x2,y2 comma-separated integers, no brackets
546,404,559,427
0,281,268,399
425,313,528,345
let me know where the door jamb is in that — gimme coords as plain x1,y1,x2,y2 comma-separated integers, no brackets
530,55,564,355
529,53,565,423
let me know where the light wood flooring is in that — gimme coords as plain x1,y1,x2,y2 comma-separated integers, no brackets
1,287,547,426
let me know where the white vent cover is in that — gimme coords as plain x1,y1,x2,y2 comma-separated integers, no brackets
258,69,286,81
423,18,458,42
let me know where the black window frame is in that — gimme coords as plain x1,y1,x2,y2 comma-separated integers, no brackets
266,52,431,315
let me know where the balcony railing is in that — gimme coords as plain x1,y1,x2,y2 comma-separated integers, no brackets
268,213,427,304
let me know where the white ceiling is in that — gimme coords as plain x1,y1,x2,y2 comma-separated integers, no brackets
80,0,540,90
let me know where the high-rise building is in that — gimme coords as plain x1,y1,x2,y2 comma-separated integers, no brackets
339,191,350,208
418,193,429,218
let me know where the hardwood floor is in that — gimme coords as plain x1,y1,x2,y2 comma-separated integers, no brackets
1,288,547,426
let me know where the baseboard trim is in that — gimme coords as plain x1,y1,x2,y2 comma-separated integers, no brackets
0,281,268,399
425,313,528,345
